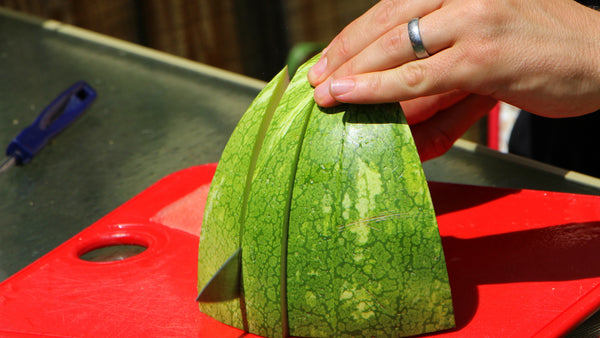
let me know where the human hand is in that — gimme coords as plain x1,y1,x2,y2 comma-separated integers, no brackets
401,91,497,161
308,0,600,118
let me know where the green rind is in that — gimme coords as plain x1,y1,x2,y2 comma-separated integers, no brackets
197,67,289,329
287,103,454,337
199,54,455,337
241,58,317,338
287,103,345,336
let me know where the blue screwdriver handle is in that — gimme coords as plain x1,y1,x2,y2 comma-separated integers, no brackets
6,81,97,165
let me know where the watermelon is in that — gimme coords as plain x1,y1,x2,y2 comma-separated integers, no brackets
198,55,454,337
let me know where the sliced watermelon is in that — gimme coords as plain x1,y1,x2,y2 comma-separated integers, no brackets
198,55,454,337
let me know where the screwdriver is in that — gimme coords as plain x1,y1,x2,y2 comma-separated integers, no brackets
0,81,97,173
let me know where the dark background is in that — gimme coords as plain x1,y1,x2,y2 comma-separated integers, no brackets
0,0,377,81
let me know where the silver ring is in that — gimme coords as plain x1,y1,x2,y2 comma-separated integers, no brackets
408,17,430,59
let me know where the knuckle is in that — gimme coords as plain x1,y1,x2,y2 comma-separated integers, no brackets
459,44,489,69
455,40,500,92
400,62,427,91
450,1,508,88
366,74,383,95
374,0,399,30
461,0,506,32
463,0,495,23
335,35,352,59
380,26,406,57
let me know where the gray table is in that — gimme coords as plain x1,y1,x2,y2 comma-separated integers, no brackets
0,8,266,280
2,9,600,332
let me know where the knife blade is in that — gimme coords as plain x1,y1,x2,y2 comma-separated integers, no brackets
196,248,242,303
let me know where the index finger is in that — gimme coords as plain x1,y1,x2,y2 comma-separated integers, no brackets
307,0,443,86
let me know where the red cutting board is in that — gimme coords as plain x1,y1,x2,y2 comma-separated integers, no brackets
1,163,600,337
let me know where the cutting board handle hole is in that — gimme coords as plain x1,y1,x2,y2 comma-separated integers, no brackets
77,232,150,263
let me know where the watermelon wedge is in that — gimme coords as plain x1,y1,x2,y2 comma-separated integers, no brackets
198,55,454,337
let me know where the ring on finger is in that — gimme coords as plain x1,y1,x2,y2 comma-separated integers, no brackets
408,17,430,59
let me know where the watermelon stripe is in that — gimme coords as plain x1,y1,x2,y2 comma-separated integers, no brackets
236,68,290,331
288,103,346,336
280,99,315,337
242,59,317,337
197,67,289,329
238,68,290,248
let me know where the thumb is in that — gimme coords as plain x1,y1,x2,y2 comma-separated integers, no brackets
410,95,498,161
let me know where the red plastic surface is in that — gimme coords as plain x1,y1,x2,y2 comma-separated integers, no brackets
1,163,600,337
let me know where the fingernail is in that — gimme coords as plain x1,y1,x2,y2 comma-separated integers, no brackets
330,78,355,97
314,80,331,103
313,79,337,107
309,56,327,83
